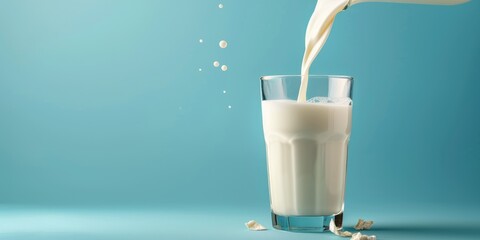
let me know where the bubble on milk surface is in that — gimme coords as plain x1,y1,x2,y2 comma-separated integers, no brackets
307,97,352,105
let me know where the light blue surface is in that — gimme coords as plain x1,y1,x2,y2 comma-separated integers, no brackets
1,205,480,240
0,0,479,239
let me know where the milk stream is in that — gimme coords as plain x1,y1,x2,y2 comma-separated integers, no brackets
298,0,348,102
263,0,469,217
297,0,469,102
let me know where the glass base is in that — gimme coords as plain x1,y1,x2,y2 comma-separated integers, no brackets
271,211,343,232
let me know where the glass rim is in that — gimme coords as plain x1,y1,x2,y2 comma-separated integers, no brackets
260,75,353,81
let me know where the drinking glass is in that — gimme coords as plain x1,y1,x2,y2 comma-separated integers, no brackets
260,75,353,232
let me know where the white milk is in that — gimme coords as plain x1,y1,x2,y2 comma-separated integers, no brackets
262,0,468,217
297,0,469,102
298,0,349,102
262,100,352,216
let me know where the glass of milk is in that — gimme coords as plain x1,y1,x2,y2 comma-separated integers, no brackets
260,75,353,232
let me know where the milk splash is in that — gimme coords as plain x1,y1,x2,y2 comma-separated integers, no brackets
297,0,469,102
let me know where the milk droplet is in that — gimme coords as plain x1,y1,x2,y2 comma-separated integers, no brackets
219,40,228,49
228,105,232,109
199,39,203,43
218,3,224,9
221,65,228,71
223,90,226,94
213,61,220,67
198,68,202,72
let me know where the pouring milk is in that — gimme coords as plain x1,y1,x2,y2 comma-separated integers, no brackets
297,0,469,102
262,0,469,221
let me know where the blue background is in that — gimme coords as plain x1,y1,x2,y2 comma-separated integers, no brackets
0,0,479,239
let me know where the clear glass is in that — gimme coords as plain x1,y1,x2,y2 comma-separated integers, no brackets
260,75,353,232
